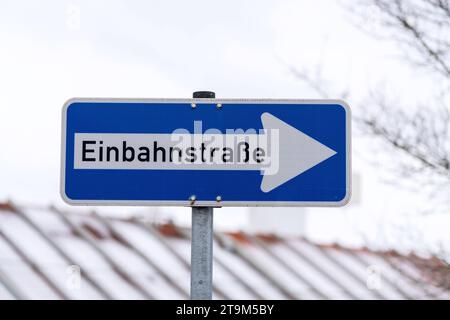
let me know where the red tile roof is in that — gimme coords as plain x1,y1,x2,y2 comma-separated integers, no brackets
0,201,448,300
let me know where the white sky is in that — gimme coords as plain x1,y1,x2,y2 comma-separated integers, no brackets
0,0,448,258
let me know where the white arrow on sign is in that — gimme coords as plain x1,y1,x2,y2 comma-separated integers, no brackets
259,113,337,192
74,113,337,192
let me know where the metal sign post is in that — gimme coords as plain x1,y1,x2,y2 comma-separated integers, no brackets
190,91,215,300
190,206,213,299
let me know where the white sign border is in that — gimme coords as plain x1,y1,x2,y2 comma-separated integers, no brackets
61,98,351,207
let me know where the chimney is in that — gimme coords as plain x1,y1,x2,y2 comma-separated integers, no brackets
247,207,307,236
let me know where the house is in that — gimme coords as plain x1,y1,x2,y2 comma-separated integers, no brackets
0,201,448,299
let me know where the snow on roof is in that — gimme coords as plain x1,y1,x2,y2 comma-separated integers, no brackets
0,201,448,300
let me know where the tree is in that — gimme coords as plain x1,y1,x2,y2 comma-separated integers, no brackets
290,0,450,191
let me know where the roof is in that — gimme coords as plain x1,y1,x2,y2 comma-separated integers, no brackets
0,201,448,300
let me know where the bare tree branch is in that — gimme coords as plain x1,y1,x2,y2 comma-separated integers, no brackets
346,0,450,77
290,0,450,190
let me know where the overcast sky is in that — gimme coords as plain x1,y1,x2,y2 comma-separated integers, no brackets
0,0,448,257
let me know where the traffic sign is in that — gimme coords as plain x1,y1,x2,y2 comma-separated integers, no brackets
61,98,350,206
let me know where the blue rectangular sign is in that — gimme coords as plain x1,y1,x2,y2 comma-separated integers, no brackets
61,98,350,206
